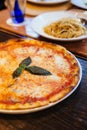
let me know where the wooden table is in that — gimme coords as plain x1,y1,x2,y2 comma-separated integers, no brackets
0,2,87,130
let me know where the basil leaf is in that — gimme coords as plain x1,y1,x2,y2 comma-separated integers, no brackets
12,67,22,78
12,57,52,79
19,64,27,70
12,57,32,79
26,66,52,76
19,57,32,67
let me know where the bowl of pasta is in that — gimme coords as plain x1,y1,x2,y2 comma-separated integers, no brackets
31,11,87,41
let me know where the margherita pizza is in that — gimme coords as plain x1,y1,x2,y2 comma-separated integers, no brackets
0,39,81,112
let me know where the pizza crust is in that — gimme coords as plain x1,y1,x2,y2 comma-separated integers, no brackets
0,39,81,110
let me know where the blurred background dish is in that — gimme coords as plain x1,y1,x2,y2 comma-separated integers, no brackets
26,0,71,16
31,11,87,41
71,0,87,10
27,0,69,5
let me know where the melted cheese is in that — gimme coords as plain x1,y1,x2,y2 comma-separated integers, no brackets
0,39,78,104
0,58,7,65
54,54,70,73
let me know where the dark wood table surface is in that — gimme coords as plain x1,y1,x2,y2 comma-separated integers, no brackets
0,24,87,130
0,4,87,130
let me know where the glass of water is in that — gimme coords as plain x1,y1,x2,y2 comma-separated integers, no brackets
6,0,26,24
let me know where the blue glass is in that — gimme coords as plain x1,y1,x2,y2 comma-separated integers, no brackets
11,0,24,23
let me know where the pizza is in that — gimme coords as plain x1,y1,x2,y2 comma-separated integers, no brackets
0,39,81,111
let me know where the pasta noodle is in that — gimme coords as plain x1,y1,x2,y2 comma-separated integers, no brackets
44,17,87,38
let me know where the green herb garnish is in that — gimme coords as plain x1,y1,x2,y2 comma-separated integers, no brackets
12,67,23,79
12,57,32,78
25,66,52,76
12,57,52,78
19,57,32,67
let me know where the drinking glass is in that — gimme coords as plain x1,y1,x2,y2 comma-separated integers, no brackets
6,0,26,24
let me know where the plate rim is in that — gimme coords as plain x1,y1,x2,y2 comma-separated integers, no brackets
0,49,82,114
27,0,68,5
71,0,87,9
31,11,87,41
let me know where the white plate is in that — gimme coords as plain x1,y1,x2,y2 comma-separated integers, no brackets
27,0,68,5
31,11,87,41
0,51,82,114
71,0,87,10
